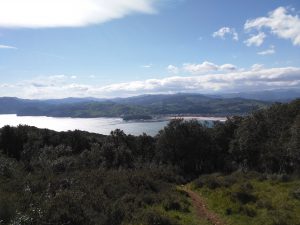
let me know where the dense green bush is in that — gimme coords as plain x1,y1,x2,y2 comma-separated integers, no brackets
140,209,179,225
162,192,190,213
239,204,257,217
269,209,293,225
291,187,300,200
0,196,16,224
194,173,238,189
232,183,257,204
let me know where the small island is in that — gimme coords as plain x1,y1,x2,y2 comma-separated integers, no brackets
122,114,153,121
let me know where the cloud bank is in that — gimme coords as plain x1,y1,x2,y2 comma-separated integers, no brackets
1,66,299,99
245,6,300,46
183,61,237,74
0,0,157,28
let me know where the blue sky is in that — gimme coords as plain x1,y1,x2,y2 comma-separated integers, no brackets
0,0,300,98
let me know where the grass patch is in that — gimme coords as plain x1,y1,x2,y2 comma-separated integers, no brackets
191,172,300,225
139,187,212,225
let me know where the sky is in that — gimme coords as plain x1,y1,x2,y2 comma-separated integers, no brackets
0,0,300,99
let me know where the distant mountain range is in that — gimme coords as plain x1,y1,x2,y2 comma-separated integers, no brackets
0,89,299,119
211,89,300,102
0,93,274,119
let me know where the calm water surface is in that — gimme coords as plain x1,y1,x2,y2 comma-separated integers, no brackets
0,114,226,136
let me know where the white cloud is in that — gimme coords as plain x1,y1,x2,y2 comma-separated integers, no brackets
219,64,237,71
212,27,239,41
0,83,12,88
0,0,157,28
0,44,17,49
50,75,67,79
183,61,219,74
244,32,266,46
167,65,179,74
71,75,77,79
26,75,67,88
251,64,264,71
183,61,237,74
3,66,299,99
257,45,275,55
142,64,152,68
9,75,91,98
244,6,300,46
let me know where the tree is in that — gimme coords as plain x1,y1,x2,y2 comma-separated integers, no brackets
0,126,27,160
287,115,300,172
156,119,214,174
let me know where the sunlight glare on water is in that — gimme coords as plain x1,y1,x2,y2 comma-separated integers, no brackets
0,114,226,136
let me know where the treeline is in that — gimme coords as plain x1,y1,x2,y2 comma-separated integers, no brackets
0,94,269,118
0,99,299,224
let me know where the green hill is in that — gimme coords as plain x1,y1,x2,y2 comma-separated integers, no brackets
0,93,270,119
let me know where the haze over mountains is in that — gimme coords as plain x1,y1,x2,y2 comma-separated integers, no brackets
216,89,300,102
1,89,299,119
2,88,299,119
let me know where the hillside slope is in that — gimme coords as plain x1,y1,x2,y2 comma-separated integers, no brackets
0,94,270,118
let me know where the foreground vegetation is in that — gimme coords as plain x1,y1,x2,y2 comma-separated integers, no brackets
192,172,300,225
0,99,299,224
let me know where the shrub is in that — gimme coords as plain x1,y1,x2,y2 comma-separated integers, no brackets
0,197,16,224
239,205,257,217
269,209,292,225
232,191,256,204
176,189,189,198
163,199,181,211
206,176,222,189
194,174,223,189
0,156,19,178
245,171,262,179
42,190,89,225
141,210,179,225
257,173,268,181
163,198,189,213
9,212,33,225
268,174,292,182
232,183,257,204
279,174,291,182
140,194,157,206
194,173,242,189
222,174,238,187
193,177,205,188
291,188,300,200
225,208,232,215
256,199,273,210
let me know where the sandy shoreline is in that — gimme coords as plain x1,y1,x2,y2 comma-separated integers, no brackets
166,116,227,122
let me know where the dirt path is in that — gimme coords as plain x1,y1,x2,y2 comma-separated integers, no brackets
183,187,225,225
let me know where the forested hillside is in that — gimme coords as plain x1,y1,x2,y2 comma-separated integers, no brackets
0,99,299,225
0,94,269,118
